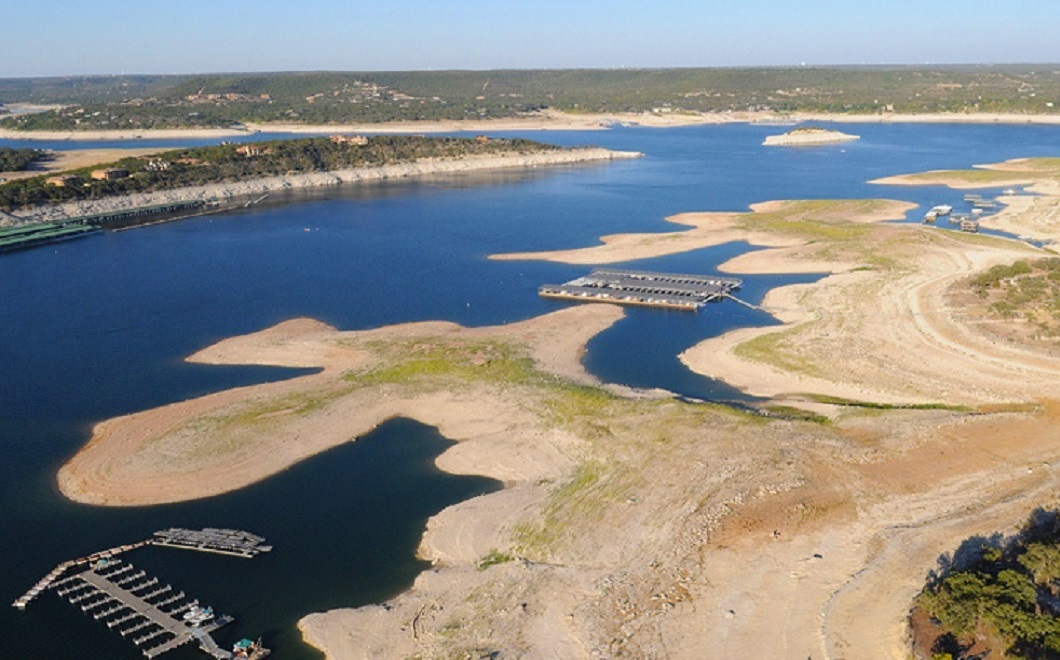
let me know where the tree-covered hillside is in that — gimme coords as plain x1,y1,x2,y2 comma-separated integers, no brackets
0,135,560,211
1,66,1058,131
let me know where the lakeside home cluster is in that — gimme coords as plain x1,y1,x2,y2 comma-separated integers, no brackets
539,269,743,310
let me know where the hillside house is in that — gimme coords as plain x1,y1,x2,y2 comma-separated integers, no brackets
45,175,81,187
330,134,368,145
90,168,129,181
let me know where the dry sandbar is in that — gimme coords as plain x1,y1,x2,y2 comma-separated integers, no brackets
763,127,860,146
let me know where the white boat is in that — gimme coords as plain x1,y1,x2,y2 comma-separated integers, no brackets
930,205,953,216
183,605,214,626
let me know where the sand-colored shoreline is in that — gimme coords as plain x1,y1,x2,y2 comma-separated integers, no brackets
493,189,1060,406
53,155,1060,659
57,305,628,506
0,147,168,182
4,110,1060,142
491,198,914,267
871,157,1060,242
0,110,729,142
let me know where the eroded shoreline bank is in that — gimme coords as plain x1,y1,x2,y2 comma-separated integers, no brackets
4,148,641,224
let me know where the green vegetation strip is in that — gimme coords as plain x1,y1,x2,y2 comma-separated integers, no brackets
803,394,969,411
0,135,564,211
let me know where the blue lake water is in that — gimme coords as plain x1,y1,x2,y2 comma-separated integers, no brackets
1,122,1057,658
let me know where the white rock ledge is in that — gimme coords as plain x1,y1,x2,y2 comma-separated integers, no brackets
8,148,642,224
763,128,860,147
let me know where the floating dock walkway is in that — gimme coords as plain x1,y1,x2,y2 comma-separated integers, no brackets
64,561,234,658
153,528,273,558
539,268,743,311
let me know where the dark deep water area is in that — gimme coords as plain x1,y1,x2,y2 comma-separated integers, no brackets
1,122,1057,658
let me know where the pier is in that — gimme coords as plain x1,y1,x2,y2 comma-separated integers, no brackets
73,200,206,228
539,269,743,311
0,221,100,253
0,200,206,254
12,540,150,609
69,562,233,658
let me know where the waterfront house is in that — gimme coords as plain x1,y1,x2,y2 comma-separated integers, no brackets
235,145,271,157
330,134,368,145
90,168,129,181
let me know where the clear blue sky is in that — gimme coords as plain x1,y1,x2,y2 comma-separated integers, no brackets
6,0,1060,77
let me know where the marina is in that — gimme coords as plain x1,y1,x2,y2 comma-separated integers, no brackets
540,268,743,311
12,529,271,659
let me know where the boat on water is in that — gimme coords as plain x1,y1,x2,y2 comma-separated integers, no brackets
183,604,214,626
233,637,271,658
930,204,953,216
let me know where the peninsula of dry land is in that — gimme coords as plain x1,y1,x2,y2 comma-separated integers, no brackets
0,136,640,224
55,157,1060,658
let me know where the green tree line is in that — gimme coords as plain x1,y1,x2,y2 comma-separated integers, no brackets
0,136,561,211
0,147,46,171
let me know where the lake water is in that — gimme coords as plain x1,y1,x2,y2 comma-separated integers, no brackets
1,122,1057,658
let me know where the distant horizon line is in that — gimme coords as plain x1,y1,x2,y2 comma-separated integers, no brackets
4,62,1060,81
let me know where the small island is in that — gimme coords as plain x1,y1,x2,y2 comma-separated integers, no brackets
763,126,860,146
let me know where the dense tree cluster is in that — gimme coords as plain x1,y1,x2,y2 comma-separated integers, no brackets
915,509,1060,658
0,147,46,171
0,135,561,211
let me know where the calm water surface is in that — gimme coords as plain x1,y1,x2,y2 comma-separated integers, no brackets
1,123,1057,658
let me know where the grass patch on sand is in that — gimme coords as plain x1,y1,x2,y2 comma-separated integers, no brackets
736,200,888,242
762,405,832,424
477,549,516,570
733,327,823,377
803,393,970,412
345,337,544,391
514,460,613,557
